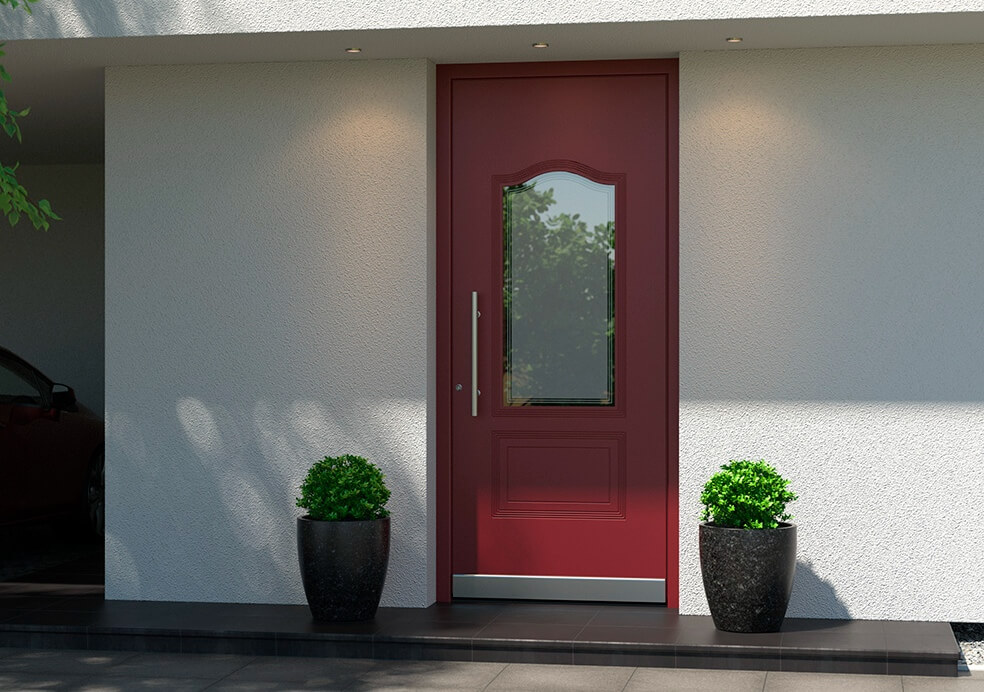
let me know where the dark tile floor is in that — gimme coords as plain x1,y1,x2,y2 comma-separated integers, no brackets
0,585,960,677
0,521,103,585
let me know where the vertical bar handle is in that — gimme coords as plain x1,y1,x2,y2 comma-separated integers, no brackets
471,291,479,417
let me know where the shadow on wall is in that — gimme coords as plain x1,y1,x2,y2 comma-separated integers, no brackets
106,394,429,609
2,0,203,39
788,558,850,620
101,58,433,608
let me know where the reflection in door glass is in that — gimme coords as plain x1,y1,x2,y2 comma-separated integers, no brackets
503,171,615,406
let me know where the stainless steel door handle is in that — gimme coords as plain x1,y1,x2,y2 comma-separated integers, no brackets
471,291,479,417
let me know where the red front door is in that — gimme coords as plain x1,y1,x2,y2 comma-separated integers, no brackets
438,60,678,603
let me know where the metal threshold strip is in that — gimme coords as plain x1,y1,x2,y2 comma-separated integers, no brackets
452,574,666,603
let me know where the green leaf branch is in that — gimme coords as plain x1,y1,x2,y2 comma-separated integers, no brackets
0,0,38,13
0,0,61,230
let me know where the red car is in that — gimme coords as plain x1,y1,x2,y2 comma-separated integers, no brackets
0,347,104,537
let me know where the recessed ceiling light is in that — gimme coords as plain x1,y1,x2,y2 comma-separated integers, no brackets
725,37,743,43
532,42,549,49
345,47,362,53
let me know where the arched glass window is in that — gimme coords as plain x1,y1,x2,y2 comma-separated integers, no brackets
502,171,615,406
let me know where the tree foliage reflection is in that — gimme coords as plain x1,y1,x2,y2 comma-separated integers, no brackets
503,176,615,406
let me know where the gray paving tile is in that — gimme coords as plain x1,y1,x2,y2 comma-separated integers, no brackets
208,681,349,691
475,646,571,665
75,676,217,691
586,606,682,628
374,620,486,641
223,656,374,683
0,670,91,690
485,662,635,692
576,624,678,646
344,660,507,690
887,660,956,677
782,618,887,634
765,671,903,691
902,677,984,691
349,689,481,692
394,603,501,626
474,622,583,644
886,633,961,656
0,648,139,675
100,652,256,679
491,605,597,626
624,666,767,691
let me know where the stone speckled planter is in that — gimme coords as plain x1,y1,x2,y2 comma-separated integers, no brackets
699,522,796,633
297,516,390,622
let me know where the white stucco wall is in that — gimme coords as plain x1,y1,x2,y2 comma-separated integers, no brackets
0,164,105,414
680,44,984,622
104,59,435,607
5,0,984,40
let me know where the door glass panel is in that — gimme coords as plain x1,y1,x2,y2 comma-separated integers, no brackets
503,170,615,406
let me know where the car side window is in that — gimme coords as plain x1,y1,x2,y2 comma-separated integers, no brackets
0,359,43,406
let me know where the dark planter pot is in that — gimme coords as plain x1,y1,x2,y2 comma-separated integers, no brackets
297,516,390,622
699,522,796,633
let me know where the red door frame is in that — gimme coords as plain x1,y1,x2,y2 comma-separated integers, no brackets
435,59,679,606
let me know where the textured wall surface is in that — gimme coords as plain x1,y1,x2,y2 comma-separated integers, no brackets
679,45,984,621
5,0,984,40
104,60,435,607
0,164,104,414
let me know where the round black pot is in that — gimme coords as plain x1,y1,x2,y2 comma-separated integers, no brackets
297,516,390,622
699,522,796,633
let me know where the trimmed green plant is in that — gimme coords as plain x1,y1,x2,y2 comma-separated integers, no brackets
297,454,391,521
700,459,797,529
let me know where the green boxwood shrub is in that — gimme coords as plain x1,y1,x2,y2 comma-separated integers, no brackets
700,459,797,529
296,454,391,521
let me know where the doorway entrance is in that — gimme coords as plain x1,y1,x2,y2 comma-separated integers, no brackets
437,60,678,604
